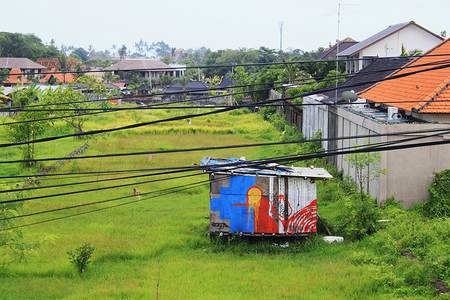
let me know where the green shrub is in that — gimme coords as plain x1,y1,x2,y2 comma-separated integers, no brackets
259,106,276,121
423,169,450,218
336,194,380,240
359,211,450,294
281,124,301,142
67,243,95,274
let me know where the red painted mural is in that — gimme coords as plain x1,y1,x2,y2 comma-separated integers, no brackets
234,185,317,234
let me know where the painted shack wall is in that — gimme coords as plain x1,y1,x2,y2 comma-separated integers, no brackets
209,174,318,235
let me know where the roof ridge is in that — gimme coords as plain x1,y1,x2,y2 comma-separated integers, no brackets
417,76,450,112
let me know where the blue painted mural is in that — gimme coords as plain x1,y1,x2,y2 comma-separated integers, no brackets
210,175,256,233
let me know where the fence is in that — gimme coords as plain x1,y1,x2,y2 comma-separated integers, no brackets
270,90,303,131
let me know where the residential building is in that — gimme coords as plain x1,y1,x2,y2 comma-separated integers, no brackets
360,40,450,123
106,59,185,81
320,37,358,60
338,21,443,73
40,69,76,84
0,57,46,85
300,39,450,207
163,81,209,100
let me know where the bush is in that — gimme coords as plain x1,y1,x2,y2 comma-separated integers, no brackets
336,194,380,240
67,243,95,274
259,106,276,121
360,210,450,295
423,169,450,218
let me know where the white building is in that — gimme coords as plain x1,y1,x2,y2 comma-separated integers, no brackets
106,59,185,81
338,21,443,73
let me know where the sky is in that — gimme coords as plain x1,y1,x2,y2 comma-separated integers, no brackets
2,0,450,52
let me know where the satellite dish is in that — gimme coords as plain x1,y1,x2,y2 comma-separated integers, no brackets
341,90,358,102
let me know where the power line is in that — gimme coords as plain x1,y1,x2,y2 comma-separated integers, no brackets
0,127,448,166
0,173,237,223
0,172,204,205
12,56,450,110
2,128,448,204
0,179,213,231
0,169,201,194
5,52,450,77
2,129,449,228
1,61,450,149
6,59,450,114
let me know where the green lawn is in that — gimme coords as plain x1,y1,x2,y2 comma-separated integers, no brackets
0,108,438,299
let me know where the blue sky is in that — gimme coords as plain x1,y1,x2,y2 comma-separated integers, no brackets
2,0,449,51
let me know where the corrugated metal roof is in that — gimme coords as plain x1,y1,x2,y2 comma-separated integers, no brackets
201,157,333,179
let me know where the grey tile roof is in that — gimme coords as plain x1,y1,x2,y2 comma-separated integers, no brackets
322,57,413,101
0,57,46,69
320,38,358,59
106,59,169,71
164,81,209,93
337,21,442,57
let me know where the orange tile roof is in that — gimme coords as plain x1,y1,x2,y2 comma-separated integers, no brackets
5,68,29,84
359,39,450,114
41,68,76,84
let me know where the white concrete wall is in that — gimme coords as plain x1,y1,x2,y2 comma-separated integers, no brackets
289,91,450,207
334,107,450,207
356,23,442,70
302,95,329,149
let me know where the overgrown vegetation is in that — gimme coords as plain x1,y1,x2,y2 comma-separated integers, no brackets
423,169,450,218
0,104,448,298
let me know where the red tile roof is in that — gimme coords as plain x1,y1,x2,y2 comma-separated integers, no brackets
40,68,76,84
360,39,450,114
4,68,29,84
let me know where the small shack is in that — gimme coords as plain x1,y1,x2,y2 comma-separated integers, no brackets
201,157,332,236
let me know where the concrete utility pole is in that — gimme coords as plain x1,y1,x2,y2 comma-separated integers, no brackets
279,21,284,52
335,1,341,101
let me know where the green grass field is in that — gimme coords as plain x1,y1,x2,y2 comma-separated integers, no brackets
0,108,443,299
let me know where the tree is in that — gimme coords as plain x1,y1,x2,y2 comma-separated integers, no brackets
102,71,119,83
118,45,127,60
134,39,147,56
0,69,9,84
0,186,43,267
71,48,89,62
42,77,112,135
7,87,53,166
345,147,386,200
151,41,171,58
0,32,61,60
67,243,95,274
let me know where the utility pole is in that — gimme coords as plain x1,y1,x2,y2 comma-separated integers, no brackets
335,1,341,101
279,21,284,52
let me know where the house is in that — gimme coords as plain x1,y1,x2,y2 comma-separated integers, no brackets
163,81,209,100
217,74,237,91
359,39,450,123
106,59,184,81
303,56,413,151
300,39,450,207
36,58,61,70
320,37,359,60
201,157,332,236
0,58,46,85
40,69,76,84
338,21,443,74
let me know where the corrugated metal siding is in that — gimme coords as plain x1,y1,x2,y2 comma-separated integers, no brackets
210,175,317,235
